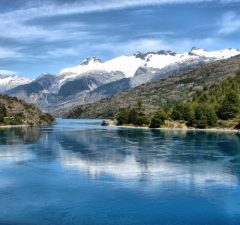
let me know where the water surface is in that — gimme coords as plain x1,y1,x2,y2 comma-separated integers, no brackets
0,119,240,225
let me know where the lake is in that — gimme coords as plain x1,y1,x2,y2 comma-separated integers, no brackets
0,119,240,225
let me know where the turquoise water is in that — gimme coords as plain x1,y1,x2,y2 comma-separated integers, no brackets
0,119,240,225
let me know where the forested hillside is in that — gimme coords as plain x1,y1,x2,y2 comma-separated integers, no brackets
113,72,240,129
0,94,55,126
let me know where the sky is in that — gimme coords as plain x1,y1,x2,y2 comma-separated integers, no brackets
0,0,240,78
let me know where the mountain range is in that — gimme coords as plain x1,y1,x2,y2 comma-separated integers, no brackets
0,75,31,92
3,47,240,115
65,54,240,119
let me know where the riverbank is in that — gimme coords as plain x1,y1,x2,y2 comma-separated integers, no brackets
0,124,30,129
0,122,56,129
117,125,239,132
105,120,239,133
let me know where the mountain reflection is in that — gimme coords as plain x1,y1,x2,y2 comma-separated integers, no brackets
56,128,240,187
0,122,240,188
0,127,41,145
0,127,41,162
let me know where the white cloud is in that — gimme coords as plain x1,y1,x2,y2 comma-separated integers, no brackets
0,17,91,41
17,0,238,17
0,47,22,59
108,38,171,55
0,0,235,30
0,0,238,67
2,0,213,19
218,12,240,34
0,69,17,75
33,37,218,63
47,47,80,57
95,37,225,56
0,0,237,42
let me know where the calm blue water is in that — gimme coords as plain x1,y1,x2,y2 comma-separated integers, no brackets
0,119,240,225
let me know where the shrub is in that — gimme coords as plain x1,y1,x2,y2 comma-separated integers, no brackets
117,109,129,125
135,114,151,126
149,109,167,128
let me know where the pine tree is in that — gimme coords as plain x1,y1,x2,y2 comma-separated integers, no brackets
149,109,167,128
218,91,240,120
0,103,6,122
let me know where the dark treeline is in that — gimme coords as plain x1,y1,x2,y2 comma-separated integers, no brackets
117,72,240,129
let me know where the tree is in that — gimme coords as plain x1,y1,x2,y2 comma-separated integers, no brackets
135,114,151,126
0,103,6,122
149,109,167,128
194,105,208,129
117,109,129,125
127,109,138,125
182,103,195,124
171,103,185,120
205,107,217,126
137,100,143,112
192,104,217,128
171,102,195,126
218,91,240,120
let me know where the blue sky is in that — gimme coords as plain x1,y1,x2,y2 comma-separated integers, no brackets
0,0,240,78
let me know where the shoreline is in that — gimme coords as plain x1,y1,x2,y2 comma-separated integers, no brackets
111,125,239,133
0,124,31,129
104,119,239,133
0,123,56,129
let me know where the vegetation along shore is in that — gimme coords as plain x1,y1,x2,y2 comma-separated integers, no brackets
102,72,240,131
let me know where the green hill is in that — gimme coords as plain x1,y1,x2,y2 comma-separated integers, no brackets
168,72,240,129
0,94,55,126
65,55,240,119
102,72,240,130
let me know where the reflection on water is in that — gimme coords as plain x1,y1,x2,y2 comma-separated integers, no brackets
0,119,240,225
0,127,41,163
0,126,41,145
58,128,240,188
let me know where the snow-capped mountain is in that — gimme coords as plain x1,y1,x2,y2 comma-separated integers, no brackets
59,56,142,78
59,48,240,79
0,75,31,92
5,47,240,114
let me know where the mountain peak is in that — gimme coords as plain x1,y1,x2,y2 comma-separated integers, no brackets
188,47,207,56
134,50,176,59
80,57,102,66
157,50,176,56
190,46,204,51
0,74,31,92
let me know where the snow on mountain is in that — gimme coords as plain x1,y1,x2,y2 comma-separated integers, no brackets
59,48,240,79
0,75,31,92
80,57,103,66
60,56,143,79
189,47,240,59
